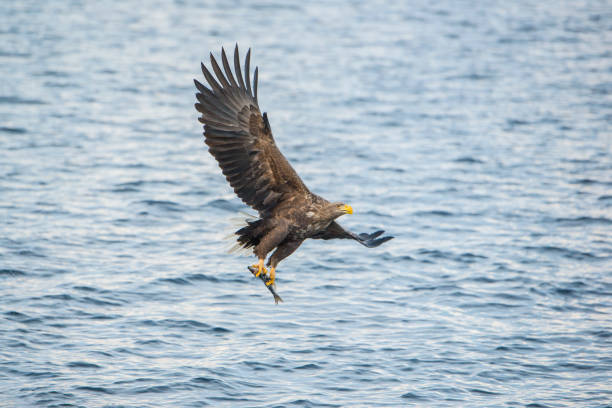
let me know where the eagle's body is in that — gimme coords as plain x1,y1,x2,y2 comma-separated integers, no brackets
194,46,392,287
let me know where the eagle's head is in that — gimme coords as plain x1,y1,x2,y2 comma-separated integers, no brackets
328,201,353,219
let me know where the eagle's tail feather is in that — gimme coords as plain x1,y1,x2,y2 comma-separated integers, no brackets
235,218,265,250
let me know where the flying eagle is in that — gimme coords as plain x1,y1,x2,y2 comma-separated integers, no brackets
194,45,393,287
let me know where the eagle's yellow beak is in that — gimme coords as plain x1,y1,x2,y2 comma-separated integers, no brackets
343,204,353,215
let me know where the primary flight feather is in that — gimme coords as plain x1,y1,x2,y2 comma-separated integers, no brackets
194,45,393,289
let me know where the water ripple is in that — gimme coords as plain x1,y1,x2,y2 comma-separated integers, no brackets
1,0,610,407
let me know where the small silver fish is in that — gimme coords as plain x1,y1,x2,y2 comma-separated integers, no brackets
247,265,283,304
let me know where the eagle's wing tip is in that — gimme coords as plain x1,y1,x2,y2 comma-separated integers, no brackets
363,234,393,248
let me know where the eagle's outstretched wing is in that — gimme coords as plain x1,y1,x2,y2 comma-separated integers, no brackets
194,45,310,216
312,221,394,248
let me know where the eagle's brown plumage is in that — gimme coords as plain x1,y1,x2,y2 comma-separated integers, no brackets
194,45,393,286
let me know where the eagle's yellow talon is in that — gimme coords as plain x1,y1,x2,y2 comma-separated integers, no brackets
252,259,267,277
265,267,276,286
252,265,267,277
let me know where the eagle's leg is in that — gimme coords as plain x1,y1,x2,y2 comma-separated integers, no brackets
251,258,267,277
254,224,290,283
266,239,304,287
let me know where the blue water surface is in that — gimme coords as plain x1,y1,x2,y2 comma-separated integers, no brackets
1,1,611,407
